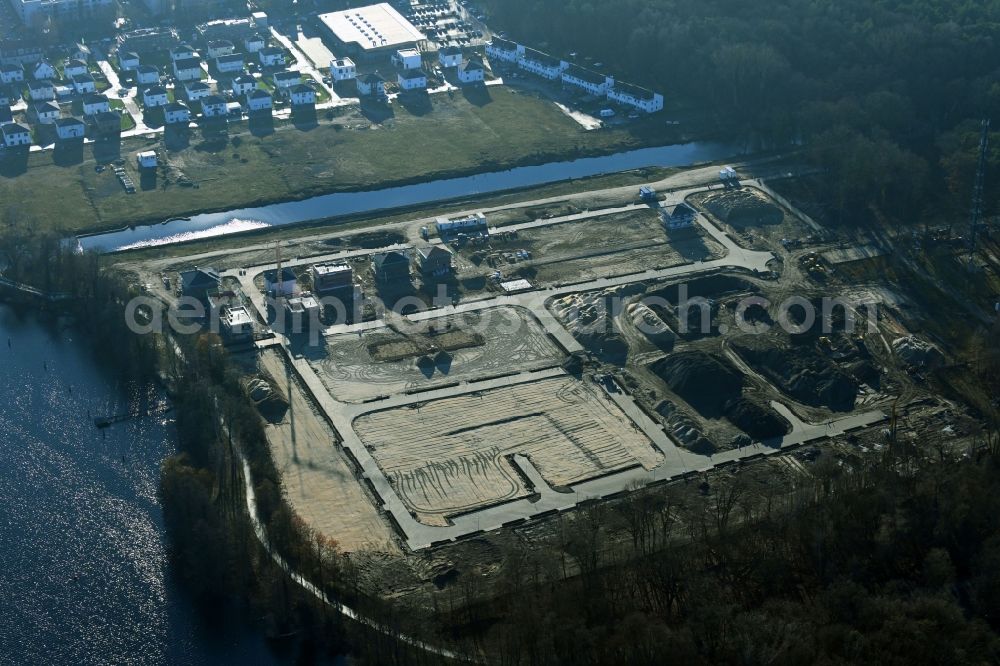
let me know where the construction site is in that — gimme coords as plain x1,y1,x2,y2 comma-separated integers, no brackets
117,156,999,597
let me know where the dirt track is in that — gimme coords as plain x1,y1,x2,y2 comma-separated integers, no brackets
259,350,397,553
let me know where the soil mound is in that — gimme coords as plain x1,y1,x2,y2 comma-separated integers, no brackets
655,400,715,454
243,376,289,423
651,275,758,306
700,189,783,227
732,341,858,411
723,397,790,440
650,352,743,417
892,336,944,368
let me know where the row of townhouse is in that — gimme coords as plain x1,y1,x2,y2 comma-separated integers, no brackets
1,59,58,84
382,45,485,94
118,41,281,84
144,68,316,124
3,59,97,88
0,39,92,72
0,101,89,147
485,38,664,113
334,60,482,100
2,107,124,148
21,71,104,103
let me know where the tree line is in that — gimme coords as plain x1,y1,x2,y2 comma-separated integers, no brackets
434,434,1000,664
481,0,1000,224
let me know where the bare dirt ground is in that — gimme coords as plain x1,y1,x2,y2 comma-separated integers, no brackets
258,350,397,553
467,209,726,284
353,376,663,526
689,186,820,255
309,307,564,403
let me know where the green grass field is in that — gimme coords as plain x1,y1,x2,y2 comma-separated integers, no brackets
0,87,671,235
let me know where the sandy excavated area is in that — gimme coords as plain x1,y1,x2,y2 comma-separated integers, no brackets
353,376,663,526
259,351,397,553
486,210,726,283
310,307,563,403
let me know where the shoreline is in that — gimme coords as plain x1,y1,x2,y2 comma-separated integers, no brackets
73,133,715,241
106,165,684,257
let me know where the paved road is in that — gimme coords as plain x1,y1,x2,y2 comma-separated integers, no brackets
210,173,893,551
124,157,888,551
132,158,795,276
282,338,883,550
268,26,343,107
225,187,774,351
94,58,150,134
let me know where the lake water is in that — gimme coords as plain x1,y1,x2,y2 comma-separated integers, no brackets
79,141,739,252
0,305,295,665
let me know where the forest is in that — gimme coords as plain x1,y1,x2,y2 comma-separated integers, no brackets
482,0,1000,224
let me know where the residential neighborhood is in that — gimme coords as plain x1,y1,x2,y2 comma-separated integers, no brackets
0,0,665,160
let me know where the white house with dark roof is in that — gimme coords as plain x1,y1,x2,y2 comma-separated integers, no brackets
289,83,316,106
438,45,463,68
63,59,88,78
0,64,23,84
397,68,427,91
458,57,485,84
118,51,140,71
1,122,31,147
485,38,522,64
330,57,356,82
72,74,96,95
164,101,190,125
662,202,697,229
356,72,385,97
417,245,453,275
169,44,198,62
32,60,56,80
231,74,257,97
518,48,567,80
0,89,14,107
85,109,122,136
173,57,203,82
207,40,235,59
0,105,12,125
184,80,211,101
244,34,266,53
142,86,169,108
27,80,55,101
179,267,221,297
82,93,109,115
258,46,286,67
30,101,60,124
55,116,85,140
272,70,300,90
136,65,160,86
607,81,663,113
372,251,411,283
200,94,227,118
215,53,244,74
246,88,272,112
562,65,614,95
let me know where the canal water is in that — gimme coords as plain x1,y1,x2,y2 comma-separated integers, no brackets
0,305,294,665
79,141,738,252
